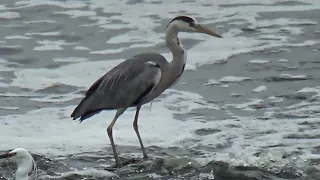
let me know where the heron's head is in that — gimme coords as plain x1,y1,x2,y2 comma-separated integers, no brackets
0,148,31,162
166,16,222,38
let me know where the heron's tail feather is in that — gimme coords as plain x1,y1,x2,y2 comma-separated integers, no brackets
71,94,103,122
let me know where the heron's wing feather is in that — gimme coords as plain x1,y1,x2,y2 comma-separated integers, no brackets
85,75,105,96
97,58,161,107
71,54,166,121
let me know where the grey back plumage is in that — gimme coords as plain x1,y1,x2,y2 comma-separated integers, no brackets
71,53,168,121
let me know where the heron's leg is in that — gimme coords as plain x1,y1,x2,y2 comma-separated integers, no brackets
133,106,148,159
107,109,124,167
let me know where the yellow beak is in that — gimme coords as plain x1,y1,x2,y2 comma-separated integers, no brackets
195,24,222,38
0,152,15,159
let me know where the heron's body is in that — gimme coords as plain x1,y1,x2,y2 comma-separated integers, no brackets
71,53,169,121
71,15,222,168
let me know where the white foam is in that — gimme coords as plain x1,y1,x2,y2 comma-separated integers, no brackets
0,107,19,110
3,24,22,28
88,0,320,24
251,18,317,30
279,74,308,79
0,58,19,72
5,35,31,40
227,98,263,110
268,96,284,103
0,4,5,11
231,93,244,97
0,92,39,98
0,89,216,156
82,0,320,69
23,20,57,24
31,93,83,103
249,60,270,64
54,10,96,18
91,43,155,55
0,82,8,87
33,45,62,51
52,57,89,63
280,26,304,35
201,116,320,162
0,12,20,19
252,85,267,93
0,0,319,73
297,86,320,94
74,46,91,51
91,48,125,55
14,0,87,9
277,58,289,62
203,79,221,86
33,40,76,51
26,31,61,36
44,169,116,179
0,45,22,49
219,76,252,83
107,31,161,44
199,172,215,179
11,60,124,90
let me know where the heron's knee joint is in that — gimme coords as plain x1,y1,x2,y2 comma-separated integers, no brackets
133,122,138,130
107,126,113,136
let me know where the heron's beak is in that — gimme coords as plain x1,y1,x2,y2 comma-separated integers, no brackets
0,152,16,159
195,24,222,38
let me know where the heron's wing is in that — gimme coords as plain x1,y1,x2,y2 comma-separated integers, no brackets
97,58,161,107
71,54,166,121
85,75,105,96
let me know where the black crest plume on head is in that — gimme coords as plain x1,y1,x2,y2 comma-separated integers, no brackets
166,16,196,28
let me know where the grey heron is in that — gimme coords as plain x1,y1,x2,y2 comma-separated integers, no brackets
0,148,37,180
71,15,222,168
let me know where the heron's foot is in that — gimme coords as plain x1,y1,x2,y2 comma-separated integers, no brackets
104,164,120,171
143,154,148,160
105,158,141,171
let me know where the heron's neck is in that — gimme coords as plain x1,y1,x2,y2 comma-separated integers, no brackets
15,157,33,180
165,26,186,78
165,26,185,57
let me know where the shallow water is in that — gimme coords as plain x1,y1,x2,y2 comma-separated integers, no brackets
0,0,320,179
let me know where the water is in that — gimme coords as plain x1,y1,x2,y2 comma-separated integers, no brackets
0,0,320,179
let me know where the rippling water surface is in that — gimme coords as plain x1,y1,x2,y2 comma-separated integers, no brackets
0,0,320,179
